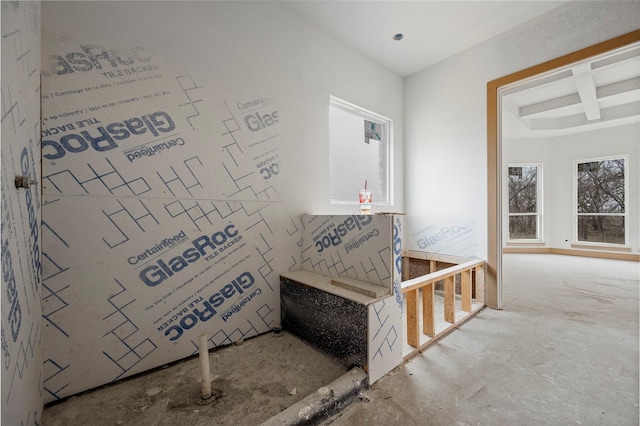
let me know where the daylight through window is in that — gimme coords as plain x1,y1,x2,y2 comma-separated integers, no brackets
576,157,627,245
329,96,392,205
508,164,541,241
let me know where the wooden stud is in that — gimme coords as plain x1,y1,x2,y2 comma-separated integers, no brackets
402,256,410,280
444,275,455,323
402,250,470,265
475,264,485,304
400,258,487,352
461,269,472,312
406,289,420,348
402,259,484,293
422,282,435,337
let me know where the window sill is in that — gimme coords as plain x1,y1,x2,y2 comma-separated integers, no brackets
506,241,545,247
571,243,631,252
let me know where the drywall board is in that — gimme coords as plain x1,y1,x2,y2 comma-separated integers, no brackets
40,33,282,202
367,214,403,384
367,296,403,384
300,215,392,287
404,216,477,258
1,2,44,424
41,33,293,401
391,215,404,307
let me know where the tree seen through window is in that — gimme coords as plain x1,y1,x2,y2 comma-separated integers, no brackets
576,158,626,244
508,165,540,240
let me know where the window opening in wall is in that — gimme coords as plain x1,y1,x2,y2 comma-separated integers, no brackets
508,164,542,241
329,96,392,205
575,156,627,245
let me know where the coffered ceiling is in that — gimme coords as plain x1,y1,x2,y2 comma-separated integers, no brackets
501,42,640,138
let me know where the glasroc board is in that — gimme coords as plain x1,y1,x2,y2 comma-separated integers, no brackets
40,34,297,401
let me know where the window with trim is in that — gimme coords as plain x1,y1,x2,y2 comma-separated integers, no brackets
329,96,392,205
508,164,542,241
575,157,627,245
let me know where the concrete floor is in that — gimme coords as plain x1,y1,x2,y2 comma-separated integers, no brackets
324,253,639,426
41,331,349,426
42,253,639,425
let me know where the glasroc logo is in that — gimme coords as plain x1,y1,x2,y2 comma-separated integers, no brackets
159,271,256,341
138,224,241,286
43,43,153,77
43,111,175,160
313,215,373,253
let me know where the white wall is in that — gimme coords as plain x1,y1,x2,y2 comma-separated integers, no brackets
548,124,639,250
40,0,404,401
503,124,639,252
1,2,43,425
404,1,640,260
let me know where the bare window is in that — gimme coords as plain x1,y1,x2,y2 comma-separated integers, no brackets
330,96,392,205
508,165,541,241
576,157,626,245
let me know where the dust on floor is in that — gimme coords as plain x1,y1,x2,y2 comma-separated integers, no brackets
41,331,349,426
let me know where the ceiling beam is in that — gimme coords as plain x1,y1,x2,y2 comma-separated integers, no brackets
529,101,639,130
572,63,600,120
597,77,640,98
518,77,640,118
519,93,581,117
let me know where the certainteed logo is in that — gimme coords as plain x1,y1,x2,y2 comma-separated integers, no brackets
128,231,188,265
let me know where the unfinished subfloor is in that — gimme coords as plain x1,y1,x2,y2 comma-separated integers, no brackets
323,254,640,425
41,331,349,426
41,254,639,425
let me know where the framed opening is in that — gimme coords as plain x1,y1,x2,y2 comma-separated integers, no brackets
487,29,640,310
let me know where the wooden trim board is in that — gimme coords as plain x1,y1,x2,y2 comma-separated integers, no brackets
502,247,639,262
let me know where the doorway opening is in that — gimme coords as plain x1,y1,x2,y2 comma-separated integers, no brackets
487,30,640,309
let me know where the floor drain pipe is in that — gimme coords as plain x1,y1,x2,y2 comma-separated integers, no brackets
198,333,212,400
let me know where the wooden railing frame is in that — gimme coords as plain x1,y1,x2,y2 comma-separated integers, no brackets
401,254,486,358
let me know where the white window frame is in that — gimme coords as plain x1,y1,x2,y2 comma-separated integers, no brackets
507,163,543,242
573,155,628,247
329,95,393,206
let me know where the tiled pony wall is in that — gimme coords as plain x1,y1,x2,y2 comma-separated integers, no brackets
40,30,298,401
1,2,44,425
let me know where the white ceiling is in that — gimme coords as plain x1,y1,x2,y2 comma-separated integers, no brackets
280,1,640,138
501,42,640,138
280,0,570,77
